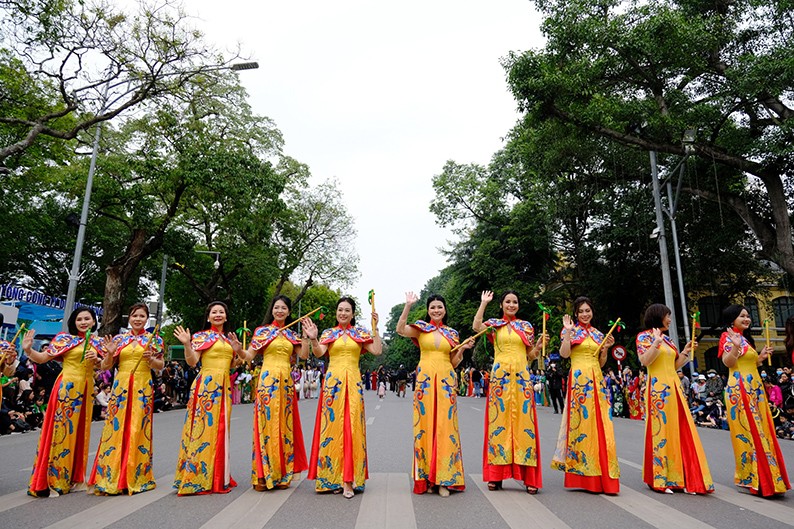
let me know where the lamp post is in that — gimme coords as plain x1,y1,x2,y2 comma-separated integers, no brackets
649,129,697,375
61,61,259,331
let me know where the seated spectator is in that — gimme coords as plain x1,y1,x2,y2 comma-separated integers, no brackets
696,397,726,429
153,381,172,412
16,388,43,430
690,397,706,417
771,406,794,439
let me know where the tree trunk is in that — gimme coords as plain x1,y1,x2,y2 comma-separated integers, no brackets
101,229,151,335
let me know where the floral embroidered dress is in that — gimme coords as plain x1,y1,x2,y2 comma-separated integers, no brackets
482,318,541,489
410,320,465,494
720,330,790,496
636,331,713,493
173,330,237,495
308,324,372,492
551,324,620,493
89,331,163,494
29,332,103,496
249,323,308,489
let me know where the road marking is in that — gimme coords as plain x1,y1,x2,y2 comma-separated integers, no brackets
198,475,303,529
375,405,381,410
471,407,482,411
367,417,375,425
620,456,794,525
0,489,34,514
471,474,571,529
711,487,794,526
618,458,642,471
42,474,174,529
354,473,416,529
602,485,716,529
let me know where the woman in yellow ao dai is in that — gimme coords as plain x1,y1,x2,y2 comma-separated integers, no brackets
396,292,473,496
636,304,713,494
473,290,547,494
22,308,112,497
720,304,789,496
173,301,244,495
89,302,164,495
551,296,620,494
240,295,309,491
305,297,382,499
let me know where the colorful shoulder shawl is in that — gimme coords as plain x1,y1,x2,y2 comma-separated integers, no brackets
249,324,301,351
408,320,459,348
484,318,535,347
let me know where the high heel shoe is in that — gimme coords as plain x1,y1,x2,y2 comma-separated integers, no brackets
487,481,503,491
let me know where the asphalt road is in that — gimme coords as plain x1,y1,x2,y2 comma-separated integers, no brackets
1,389,793,529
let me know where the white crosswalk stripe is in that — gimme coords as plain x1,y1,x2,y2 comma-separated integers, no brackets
602,484,716,529
198,476,303,529
41,474,174,529
0,490,34,514
355,473,417,529
471,474,572,529
1,467,792,529
620,456,794,527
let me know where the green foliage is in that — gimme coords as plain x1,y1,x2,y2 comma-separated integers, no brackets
506,0,794,277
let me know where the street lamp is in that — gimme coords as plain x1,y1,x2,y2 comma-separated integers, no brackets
649,129,697,375
61,61,259,331
195,251,221,270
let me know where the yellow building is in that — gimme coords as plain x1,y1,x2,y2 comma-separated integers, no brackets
692,287,793,373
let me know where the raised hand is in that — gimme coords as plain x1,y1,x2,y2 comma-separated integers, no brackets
302,318,318,340
21,329,36,352
227,332,243,354
371,312,379,326
651,327,663,343
174,325,191,346
726,327,742,347
481,291,493,303
405,291,419,307
562,314,575,332
102,335,117,356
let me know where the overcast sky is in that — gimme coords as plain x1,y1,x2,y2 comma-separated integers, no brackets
185,0,545,326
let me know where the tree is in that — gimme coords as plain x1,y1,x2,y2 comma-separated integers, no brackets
0,0,242,171
268,178,359,318
504,0,794,276
76,70,284,334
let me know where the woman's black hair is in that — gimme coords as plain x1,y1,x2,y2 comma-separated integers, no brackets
572,296,594,324
67,307,98,335
721,304,755,347
643,303,672,329
202,301,232,333
264,295,293,325
721,304,748,329
424,294,448,325
337,296,357,326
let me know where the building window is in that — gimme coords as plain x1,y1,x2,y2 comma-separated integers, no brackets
698,296,726,328
772,296,794,327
